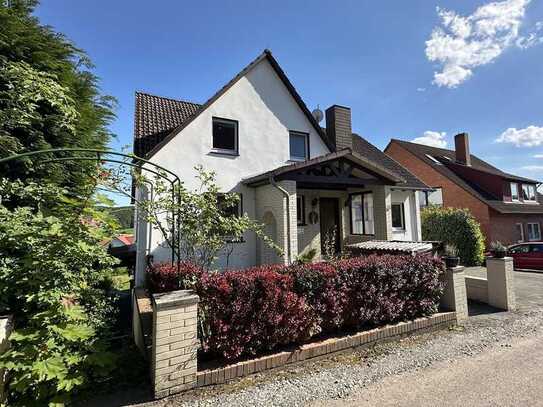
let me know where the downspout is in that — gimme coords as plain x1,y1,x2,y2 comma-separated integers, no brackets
269,175,292,265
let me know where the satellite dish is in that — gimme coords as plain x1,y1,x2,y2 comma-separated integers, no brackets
312,106,324,123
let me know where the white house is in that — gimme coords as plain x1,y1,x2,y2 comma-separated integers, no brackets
132,50,430,285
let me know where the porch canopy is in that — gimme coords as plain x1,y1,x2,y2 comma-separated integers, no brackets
242,148,405,189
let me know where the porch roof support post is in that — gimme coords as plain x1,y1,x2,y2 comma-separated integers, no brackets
269,175,292,265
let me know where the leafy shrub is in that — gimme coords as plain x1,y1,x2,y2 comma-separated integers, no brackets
421,206,485,266
0,182,119,405
148,254,444,361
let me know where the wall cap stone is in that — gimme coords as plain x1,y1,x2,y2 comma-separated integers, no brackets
152,290,199,311
446,266,465,273
486,257,513,263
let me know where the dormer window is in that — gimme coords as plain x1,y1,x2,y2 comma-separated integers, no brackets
522,184,536,202
212,117,238,155
289,131,309,161
511,183,519,201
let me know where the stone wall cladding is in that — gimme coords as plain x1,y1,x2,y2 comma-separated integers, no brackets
487,257,516,311
255,181,297,265
440,266,468,322
195,312,456,388
373,185,392,240
151,290,199,399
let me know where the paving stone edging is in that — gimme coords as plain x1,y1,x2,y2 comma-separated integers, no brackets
195,311,457,388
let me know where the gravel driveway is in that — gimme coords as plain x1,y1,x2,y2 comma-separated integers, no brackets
132,305,543,407
82,269,543,407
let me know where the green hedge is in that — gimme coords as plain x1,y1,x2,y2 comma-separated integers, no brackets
421,206,485,266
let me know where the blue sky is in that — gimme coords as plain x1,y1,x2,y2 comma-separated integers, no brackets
35,0,543,190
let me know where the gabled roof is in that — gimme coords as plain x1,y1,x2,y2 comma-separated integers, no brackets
387,139,543,214
388,139,538,184
242,148,404,187
133,49,334,158
134,92,200,157
352,135,429,190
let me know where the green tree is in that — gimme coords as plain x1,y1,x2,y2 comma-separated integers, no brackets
107,165,282,271
421,206,485,266
0,179,119,405
0,1,116,195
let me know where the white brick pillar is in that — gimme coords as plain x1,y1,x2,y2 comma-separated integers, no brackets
151,290,199,399
0,316,12,403
440,266,468,322
487,257,516,311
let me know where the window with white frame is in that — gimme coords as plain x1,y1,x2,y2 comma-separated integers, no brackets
527,223,541,241
289,131,309,161
212,117,238,154
515,223,524,242
522,184,536,202
391,203,405,230
350,192,374,235
511,183,519,201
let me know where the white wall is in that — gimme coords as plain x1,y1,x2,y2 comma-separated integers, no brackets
390,189,421,241
138,58,330,273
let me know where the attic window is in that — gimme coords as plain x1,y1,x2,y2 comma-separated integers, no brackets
289,131,309,161
522,184,536,202
212,117,238,155
425,154,442,164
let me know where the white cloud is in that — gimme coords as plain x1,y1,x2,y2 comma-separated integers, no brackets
496,125,543,147
412,131,448,148
417,87,427,92
516,20,543,48
520,165,543,171
425,0,538,88
533,154,543,158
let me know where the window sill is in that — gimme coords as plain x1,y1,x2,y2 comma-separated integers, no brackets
288,158,307,163
350,233,375,237
210,149,239,157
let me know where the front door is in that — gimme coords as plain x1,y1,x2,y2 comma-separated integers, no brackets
319,198,340,256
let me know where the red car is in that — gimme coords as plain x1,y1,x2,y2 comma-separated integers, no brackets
507,242,543,270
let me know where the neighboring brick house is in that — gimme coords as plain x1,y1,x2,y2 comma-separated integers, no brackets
132,49,430,284
385,134,543,246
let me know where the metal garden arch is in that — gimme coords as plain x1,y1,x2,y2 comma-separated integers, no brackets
0,148,182,271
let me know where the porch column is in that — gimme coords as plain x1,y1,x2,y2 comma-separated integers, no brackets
280,180,298,264
373,185,393,240
254,180,297,265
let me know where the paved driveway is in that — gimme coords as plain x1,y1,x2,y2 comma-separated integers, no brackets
465,267,543,310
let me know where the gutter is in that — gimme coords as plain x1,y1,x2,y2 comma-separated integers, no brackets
269,174,292,265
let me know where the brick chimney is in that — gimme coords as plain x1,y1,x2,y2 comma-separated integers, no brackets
455,132,471,166
325,105,352,151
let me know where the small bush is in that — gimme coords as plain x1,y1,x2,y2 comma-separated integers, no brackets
421,206,485,266
148,254,444,362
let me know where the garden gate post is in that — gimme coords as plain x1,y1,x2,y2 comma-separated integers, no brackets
487,257,516,311
151,290,199,399
440,266,469,322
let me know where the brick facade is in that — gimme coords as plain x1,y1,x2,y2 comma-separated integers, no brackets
386,142,492,243
255,181,298,265
151,290,199,399
488,211,543,245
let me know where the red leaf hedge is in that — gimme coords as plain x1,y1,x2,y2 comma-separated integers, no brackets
147,254,444,361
